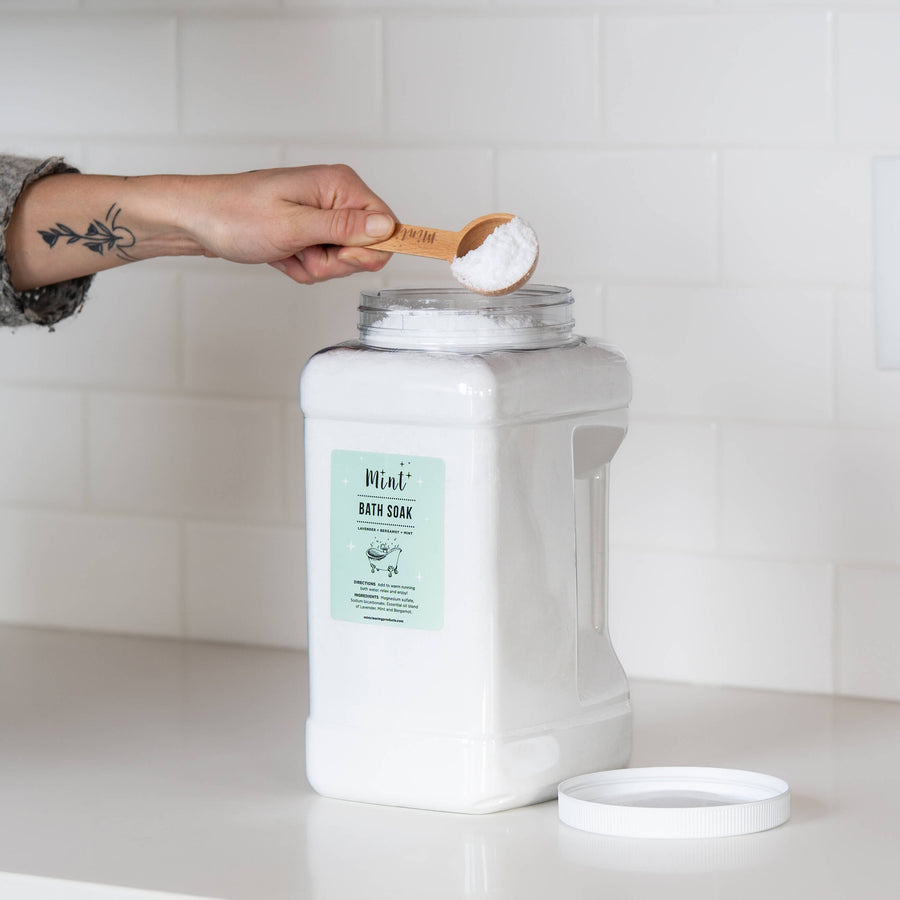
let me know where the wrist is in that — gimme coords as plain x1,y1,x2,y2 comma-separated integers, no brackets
117,173,207,261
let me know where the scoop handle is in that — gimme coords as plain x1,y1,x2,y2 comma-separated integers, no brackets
365,223,459,261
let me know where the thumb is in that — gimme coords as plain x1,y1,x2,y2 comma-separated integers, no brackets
301,206,395,248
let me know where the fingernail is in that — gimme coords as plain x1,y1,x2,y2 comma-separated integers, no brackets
365,213,394,239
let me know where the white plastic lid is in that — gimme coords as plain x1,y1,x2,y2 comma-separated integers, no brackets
558,767,790,839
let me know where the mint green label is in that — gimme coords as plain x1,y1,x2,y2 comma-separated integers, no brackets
330,450,445,630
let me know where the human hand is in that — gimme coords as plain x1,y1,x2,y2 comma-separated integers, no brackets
182,165,396,284
6,163,396,293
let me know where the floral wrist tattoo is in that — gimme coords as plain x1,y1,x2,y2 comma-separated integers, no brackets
39,203,136,261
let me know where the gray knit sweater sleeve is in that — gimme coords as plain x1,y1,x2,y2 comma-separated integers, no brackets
0,155,93,327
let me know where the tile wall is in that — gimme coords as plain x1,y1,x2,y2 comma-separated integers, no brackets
1,0,899,702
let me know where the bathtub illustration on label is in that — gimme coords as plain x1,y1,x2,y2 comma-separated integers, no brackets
367,540,402,577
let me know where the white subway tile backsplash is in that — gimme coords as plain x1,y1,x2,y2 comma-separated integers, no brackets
606,13,833,145
722,151,871,286
0,388,84,508
838,13,900,144
1,0,898,699
0,1,77,8
288,0,484,6
609,549,833,693
385,15,600,142
0,268,178,391
182,269,357,398
382,255,460,286
185,522,306,648
86,1,278,8
508,0,717,5
836,290,900,427
88,394,283,520
606,285,834,421
837,566,900,701
180,17,381,137
84,141,282,177
0,17,176,135
717,0,838,6
0,141,84,170
720,424,900,566
0,510,180,637
499,150,718,280
610,419,718,552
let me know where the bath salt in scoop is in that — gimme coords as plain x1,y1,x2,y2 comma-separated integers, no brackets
366,214,539,296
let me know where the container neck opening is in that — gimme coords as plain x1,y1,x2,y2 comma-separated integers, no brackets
357,285,576,351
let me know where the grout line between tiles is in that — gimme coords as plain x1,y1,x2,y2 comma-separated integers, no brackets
831,563,841,695
178,519,188,640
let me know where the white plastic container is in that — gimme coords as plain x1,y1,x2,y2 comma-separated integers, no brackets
300,286,632,814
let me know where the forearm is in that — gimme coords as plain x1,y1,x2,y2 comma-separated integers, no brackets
6,173,204,292
4,163,394,301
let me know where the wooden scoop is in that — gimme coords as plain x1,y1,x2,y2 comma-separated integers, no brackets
366,213,537,295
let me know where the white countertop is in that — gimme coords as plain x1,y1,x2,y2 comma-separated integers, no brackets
0,626,897,900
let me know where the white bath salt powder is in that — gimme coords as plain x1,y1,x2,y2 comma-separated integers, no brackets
377,308,535,329
370,307,541,342
450,217,538,294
